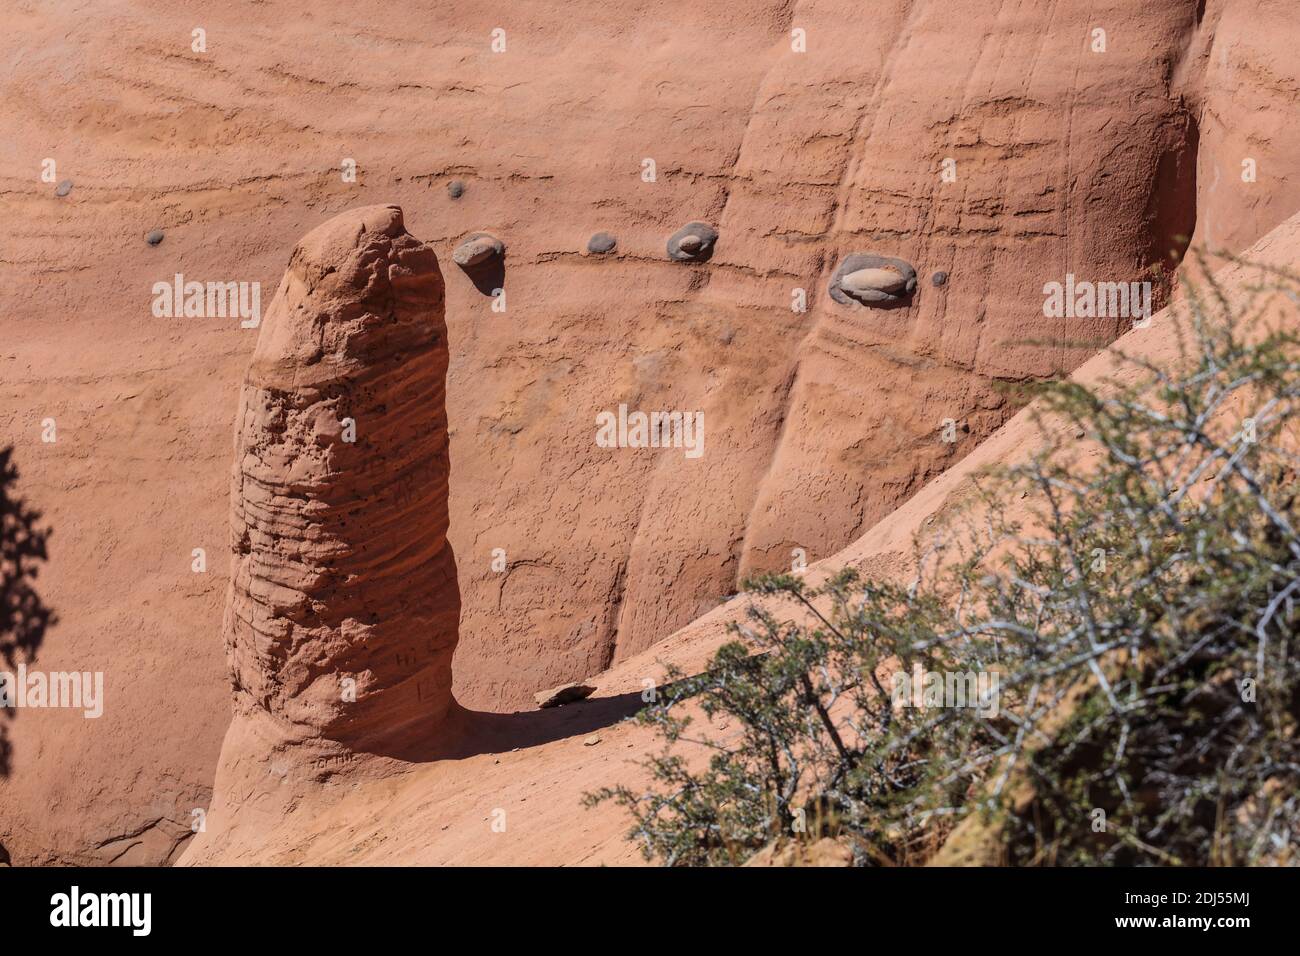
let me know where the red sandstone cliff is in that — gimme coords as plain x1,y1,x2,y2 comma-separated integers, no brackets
178,213,1300,866
1,0,1299,865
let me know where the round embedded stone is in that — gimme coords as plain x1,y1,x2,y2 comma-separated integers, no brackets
587,232,616,255
55,179,73,198
452,232,504,267
146,229,165,246
932,270,949,287
829,254,917,306
447,179,465,199
667,221,718,262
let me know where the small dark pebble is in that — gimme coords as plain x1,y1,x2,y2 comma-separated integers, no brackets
932,270,949,287
447,180,465,199
146,230,164,246
587,232,616,255
55,180,73,197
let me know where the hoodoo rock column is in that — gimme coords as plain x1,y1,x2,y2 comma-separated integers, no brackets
225,204,459,753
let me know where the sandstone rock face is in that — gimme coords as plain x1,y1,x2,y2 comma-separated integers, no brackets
180,210,1300,868
4,0,1300,865
228,204,459,752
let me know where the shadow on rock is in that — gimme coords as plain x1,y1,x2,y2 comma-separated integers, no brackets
355,689,649,763
0,445,55,778
460,256,506,297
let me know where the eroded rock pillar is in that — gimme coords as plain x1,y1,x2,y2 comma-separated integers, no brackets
226,204,459,752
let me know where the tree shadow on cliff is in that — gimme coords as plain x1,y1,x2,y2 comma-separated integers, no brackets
0,446,55,779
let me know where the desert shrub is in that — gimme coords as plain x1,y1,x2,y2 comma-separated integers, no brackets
586,262,1300,866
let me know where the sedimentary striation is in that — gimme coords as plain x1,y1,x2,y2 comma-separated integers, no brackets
226,204,459,753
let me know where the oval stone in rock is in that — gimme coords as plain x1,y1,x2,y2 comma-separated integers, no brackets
452,232,504,267
932,270,949,287
667,221,718,262
841,267,908,296
55,180,73,197
447,179,465,199
829,254,917,306
587,232,616,254
146,230,164,246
